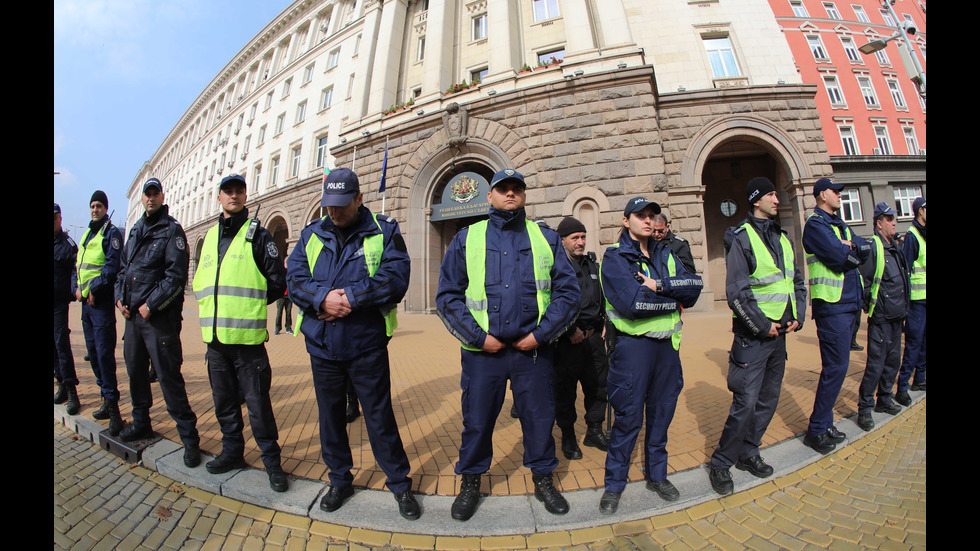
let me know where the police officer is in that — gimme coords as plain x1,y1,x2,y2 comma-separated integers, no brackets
651,213,696,274
286,168,419,520
895,197,926,405
708,178,806,496
114,179,201,467
801,178,871,454
598,197,703,514
54,203,80,415
553,216,609,460
436,169,580,521
856,202,909,431
192,174,289,493
76,190,124,435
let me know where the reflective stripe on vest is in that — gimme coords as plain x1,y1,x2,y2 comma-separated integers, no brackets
293,214,398,337
908,225,926,300
462,219,553,351
739,222,798,321
866,235,886,318
804,213,862,303
192,223,268,345
76,228,105,299
600,244,683,351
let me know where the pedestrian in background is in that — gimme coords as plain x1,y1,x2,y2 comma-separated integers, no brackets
598,197,703,514
708,177,806,496
651,212,695,274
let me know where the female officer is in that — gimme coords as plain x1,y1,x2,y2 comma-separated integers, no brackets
598,197,703,514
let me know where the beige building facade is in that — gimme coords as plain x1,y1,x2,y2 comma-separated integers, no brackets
128,0,833,312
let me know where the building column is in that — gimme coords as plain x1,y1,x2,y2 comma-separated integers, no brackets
366,0,408,115
422,0,457,99
349,0,384,121
485,0,520,82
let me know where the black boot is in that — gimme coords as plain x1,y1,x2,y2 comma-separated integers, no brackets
533,473,569,515
65,384,80,416
54,382,68,404
106,400,124,436
345,397,360,423
451,474,482,521
583,422,610,451
92,397,110,420
560,428,582,460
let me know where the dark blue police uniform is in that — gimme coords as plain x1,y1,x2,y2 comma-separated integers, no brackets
54,212,78,389
600,230,702,493
802,205,870,446
436,206,579,478
79,214,123,403
897,218,926,394
287,204,413,494
115,202,199,448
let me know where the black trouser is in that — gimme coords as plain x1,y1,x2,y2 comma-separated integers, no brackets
711,333,786,470
53,303,77,386
858,319,903,414
553,330,608,430
206,342,281,469
275,297,292,332
125,308,199,446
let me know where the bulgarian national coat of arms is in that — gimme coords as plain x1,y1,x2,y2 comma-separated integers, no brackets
450,175,480,204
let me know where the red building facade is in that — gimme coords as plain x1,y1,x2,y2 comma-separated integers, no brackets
768,0,926,231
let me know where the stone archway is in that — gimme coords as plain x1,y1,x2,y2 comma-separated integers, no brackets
680,115,815,307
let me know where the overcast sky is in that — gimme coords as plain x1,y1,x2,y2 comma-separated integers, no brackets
54,0,291,238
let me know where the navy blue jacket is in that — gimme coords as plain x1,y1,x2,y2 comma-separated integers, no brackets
436,206,580,350
802,207,871,319
859,230,909,324
114,205,189,315
79,215,123,308
54,229,78,305
287,205,409,361
600,230,702,323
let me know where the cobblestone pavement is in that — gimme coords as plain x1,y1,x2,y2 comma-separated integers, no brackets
55,398,925,550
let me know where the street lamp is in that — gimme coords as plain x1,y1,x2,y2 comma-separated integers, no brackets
858,1,925,98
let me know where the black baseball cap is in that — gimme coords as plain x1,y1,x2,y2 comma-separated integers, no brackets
813,177,844,196
321,167,361,207
624,196,661,217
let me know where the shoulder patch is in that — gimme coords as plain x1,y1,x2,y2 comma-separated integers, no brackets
175,236,186,251
111,237,121,250
376,213,395,223
266,242,279,258
674,235,687,242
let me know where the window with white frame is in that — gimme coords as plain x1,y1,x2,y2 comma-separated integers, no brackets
417,36,425,62
893,186,922,218
282,78,292,99
303,63,315,85
315,135,330,168
703,36,742,78
873,46,890,66
290,146,302,178
275,113,285,135
472,14,487,41
852,4,869,22
880,9,895,27
533,0,561,22
790,1,809,17
874,125,892,154
471,67,488,84
295,101,307,124
839,188,862,223
886,79,907,110
823,2,841,19
265,91,274,110
857,75,879,107
823,75,846,106
269,156,280,187
903,126,921,154
838,125,859,155
258,124,267,145
346,73,355,99
807,35,829,61
251,165,261,193
537,48,565,66
327,48,341,70
840,35,861,63
321,86,334,110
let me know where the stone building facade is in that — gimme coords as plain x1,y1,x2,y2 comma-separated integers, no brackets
129,0,834,313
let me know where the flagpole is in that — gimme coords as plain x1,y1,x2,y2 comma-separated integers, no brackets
352,145,357,171
381,136,388,215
